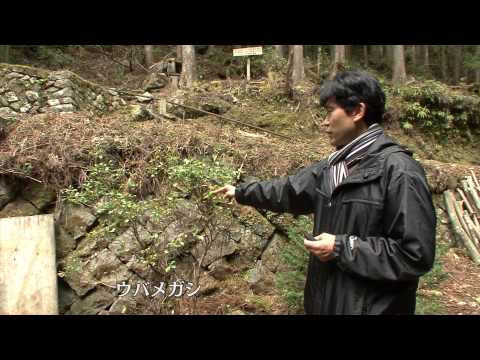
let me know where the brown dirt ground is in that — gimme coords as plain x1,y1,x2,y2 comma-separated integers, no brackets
424,247,480,315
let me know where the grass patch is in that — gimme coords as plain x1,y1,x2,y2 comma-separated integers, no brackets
246,294,273,313
420,238,450,289
416,296,443,315
275,215,312,314
415,238,450,315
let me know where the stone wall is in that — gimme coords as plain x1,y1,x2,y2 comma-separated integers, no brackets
0,175,290,315
0,64,127,124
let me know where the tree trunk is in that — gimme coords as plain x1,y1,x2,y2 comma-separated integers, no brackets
144,45,154,67
0,45,10,63
411,45,417,70
176,45,183,61
180,45,196,88
386,45,394,65
274,45,287,58
463,48,471,83
331,45,346,78
363,45,369,67
128,47,135,73
423,45,430,77
379,45,384,57
345,45,351,60
441,45,448,82
476,45,480,84
392,45,407,84
286,45,305,92
317,46,322,75
372,45,383,65
454,45,463,84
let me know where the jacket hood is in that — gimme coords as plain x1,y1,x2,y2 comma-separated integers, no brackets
366,133,413,158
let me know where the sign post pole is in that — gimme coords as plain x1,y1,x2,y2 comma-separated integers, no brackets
233,47,263,82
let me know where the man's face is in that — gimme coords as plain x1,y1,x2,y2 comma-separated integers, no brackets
322,99,359,149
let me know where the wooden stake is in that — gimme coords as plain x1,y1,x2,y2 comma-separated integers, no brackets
157,97,167,116
247,57,251,82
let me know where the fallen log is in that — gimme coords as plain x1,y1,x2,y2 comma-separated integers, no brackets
420,160,480,194
112,88,295,141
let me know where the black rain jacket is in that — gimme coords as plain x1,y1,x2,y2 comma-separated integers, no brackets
235,134,436,315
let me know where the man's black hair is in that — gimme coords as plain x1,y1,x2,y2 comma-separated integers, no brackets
319,70,386,126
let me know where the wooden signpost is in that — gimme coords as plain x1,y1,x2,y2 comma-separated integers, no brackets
0,215,58,315
233,46,263,81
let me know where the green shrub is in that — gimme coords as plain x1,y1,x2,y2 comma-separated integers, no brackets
276,215,312,313
387,80,480,136
167,156,240,198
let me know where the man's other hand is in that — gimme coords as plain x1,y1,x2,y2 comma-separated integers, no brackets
304,233,336,262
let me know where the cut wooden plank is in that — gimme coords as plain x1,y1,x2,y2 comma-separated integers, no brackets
473,214,480,229
463,212,480,250
0,215,58,315
457,188,475,215
444,190,480,265
471,170,480,189
463,178,480,213
454,199,471,239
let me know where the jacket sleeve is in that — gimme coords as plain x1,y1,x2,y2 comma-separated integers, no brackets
234,162,321,215
332,163,436,282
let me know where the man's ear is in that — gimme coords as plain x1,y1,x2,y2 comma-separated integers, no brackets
352,103,366,123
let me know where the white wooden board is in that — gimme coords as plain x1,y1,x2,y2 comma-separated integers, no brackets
233,47,263,57
0,215,58,315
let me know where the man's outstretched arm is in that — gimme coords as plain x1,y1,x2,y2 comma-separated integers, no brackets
212,162,322,215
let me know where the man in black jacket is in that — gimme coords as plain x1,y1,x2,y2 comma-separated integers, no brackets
213,70,436,315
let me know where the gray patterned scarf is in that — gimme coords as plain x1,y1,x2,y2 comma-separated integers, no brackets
328,123,383,192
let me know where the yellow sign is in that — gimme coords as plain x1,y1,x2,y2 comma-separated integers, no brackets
233,47,263,57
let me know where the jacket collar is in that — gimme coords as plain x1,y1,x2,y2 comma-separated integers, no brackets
313,133,412,185
339,133,412,184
